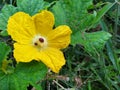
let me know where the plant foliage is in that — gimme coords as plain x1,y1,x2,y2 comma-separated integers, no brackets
52,0,113,53
0,0,120,90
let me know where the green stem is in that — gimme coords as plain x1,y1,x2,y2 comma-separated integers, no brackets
114,3,119,40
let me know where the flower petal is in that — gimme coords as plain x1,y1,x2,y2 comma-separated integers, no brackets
14,43,38,62
37,48,65,73
7,12,36,44
32,10,54,35
47,25,72,49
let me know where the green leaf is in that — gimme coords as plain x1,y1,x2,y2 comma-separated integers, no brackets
52,1,114,33
0,61,47,90
100,20,119,71
0,42,11,66
92,2,115,25
52,0,114,53
0,0,47,36
0,5,17,36
17,0,46,16
52,0,96,33
71,31,112,53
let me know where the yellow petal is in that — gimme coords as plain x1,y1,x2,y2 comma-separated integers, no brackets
7,12,36,44
32,10,54,35
47,25,72,49
14,43,38,62
37,48,65,73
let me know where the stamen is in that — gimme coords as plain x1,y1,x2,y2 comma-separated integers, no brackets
39,38,44,43
33,35,47,49
34,42,38,46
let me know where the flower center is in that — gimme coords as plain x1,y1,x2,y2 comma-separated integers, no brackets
39,38,44,43
32,35,47,49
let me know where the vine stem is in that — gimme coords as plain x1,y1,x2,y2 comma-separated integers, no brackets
53,80,66,90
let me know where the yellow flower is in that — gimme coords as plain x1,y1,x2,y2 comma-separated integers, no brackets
7,10,72,73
